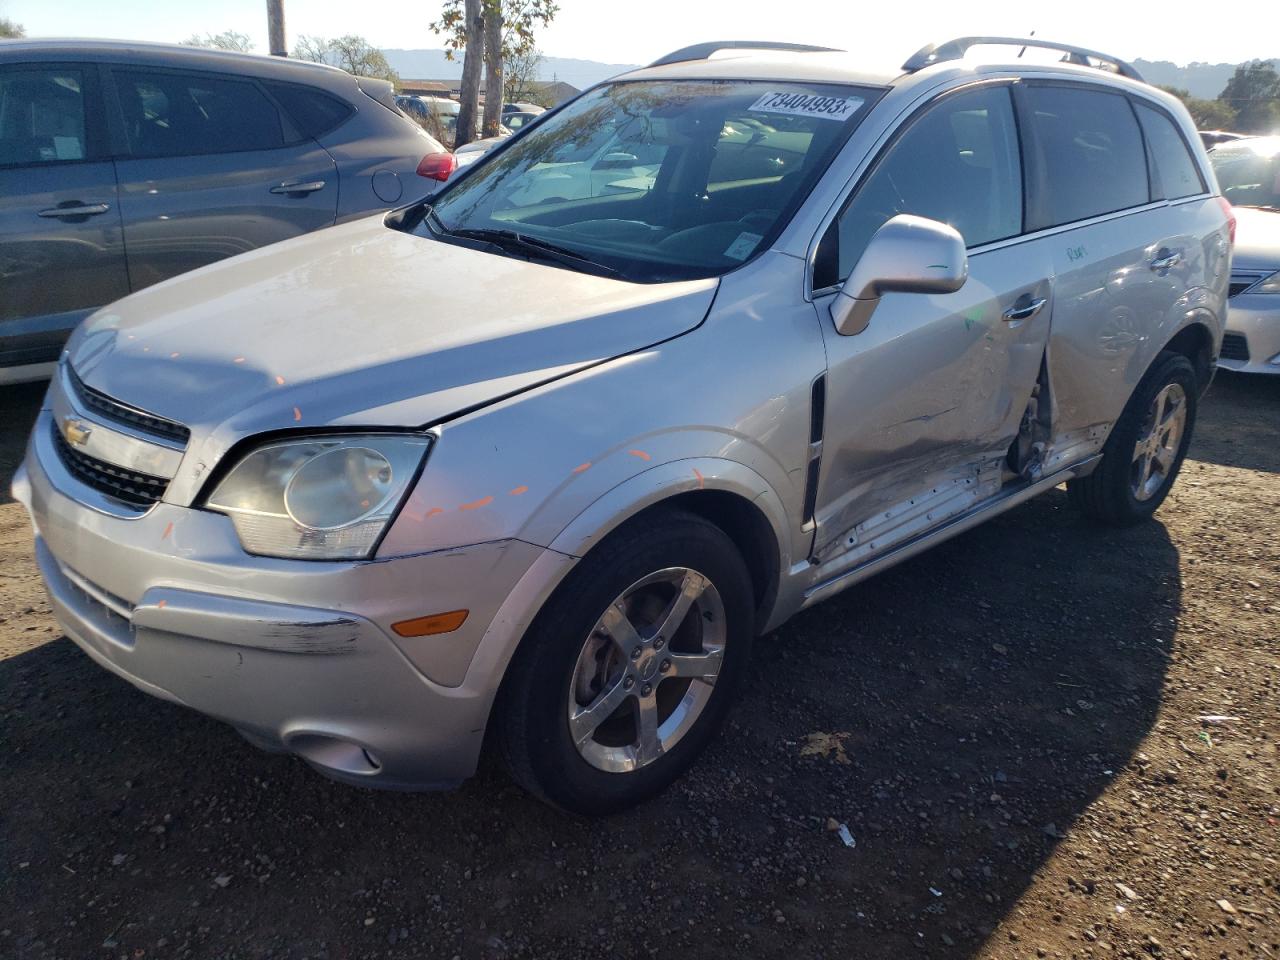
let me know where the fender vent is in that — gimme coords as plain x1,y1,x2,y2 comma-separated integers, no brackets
802,375,826,526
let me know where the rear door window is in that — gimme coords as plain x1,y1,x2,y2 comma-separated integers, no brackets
113,69,286,158
1023,86,1150,228
817,85,1023,288
263,81,353,139
0,67,90,166
1134,103,1205,200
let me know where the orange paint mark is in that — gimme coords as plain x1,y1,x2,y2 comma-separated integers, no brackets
628,449,651,461
572,462,592,474
425,507,445,519
459,496,494,511
360,499,370,508
156,599,167,609
693,468,705,490
275,375,286,386
170,352,180,359
293,406,302,422
161,521,174,540
233,356,246,364
508,485,529,496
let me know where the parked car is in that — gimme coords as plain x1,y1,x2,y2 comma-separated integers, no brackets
1209,136,1280,372
397,93,459,144
1200,129,1245,149
503,101,544,116
0,39,450,383
453,133,505,168
501,110,540,132
15,38,1230,814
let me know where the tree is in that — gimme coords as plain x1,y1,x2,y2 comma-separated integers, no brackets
181,30,254,53
0,16,25,38
504,45,544,104
290,35,399,85
1159,86,1238,131
482,3,503,137
1218,61,1280,134
431,0,558,145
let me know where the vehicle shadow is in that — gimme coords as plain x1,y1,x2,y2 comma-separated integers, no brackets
0,486,1179,958
0,382,45,504
1193,371,1280,473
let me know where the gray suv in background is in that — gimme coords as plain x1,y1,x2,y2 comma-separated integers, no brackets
0,39,450,382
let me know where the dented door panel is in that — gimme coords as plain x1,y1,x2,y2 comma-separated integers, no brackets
812,240,1054,563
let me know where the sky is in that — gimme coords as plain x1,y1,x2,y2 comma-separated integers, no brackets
3,0,1276,70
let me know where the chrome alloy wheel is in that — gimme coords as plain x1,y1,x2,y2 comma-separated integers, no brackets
1131,381,1187,502
567,567,727,773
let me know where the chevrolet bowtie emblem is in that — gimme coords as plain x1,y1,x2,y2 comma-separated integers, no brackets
61,416,93,447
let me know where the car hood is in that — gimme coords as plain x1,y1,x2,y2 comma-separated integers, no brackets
67,215,716,469
1231,206,1280,272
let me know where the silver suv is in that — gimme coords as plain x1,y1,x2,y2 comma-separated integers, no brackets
15,38,1232,814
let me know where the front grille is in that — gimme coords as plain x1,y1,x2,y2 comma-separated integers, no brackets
67,366,190,444
1220,332,1251,362
51,423,169,507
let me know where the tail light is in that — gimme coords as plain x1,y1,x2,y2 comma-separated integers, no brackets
1217,195,1236,246
416,152,456,182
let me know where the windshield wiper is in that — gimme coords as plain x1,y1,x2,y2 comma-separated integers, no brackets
444,226,624,279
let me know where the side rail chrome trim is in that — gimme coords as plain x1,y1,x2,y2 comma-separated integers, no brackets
801,456,1101,608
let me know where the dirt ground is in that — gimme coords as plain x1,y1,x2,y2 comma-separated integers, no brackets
1,371,1278,960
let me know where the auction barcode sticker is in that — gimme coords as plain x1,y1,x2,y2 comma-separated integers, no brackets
748,92,864,121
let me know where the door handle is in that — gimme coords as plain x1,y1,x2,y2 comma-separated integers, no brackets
270,180,326,195
1002,297,1047,322
1150,251,1182,272
37,203,110,218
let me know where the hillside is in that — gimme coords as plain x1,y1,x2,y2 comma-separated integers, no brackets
1134,57,1278,98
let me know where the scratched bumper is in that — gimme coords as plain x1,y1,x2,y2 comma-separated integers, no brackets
12,412,552,790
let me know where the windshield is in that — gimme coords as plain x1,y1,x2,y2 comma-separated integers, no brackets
415,79,879,282
1210,139,1280,209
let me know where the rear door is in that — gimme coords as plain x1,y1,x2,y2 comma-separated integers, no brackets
107,65,338,291
1018,84,1185,447
810,84,1053,566
0,62,128,372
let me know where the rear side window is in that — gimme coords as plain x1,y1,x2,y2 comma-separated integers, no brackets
817,85,1023,288
264,81,353,139
1024,86,1149,228
0,67,89,167
1135,103,1205,200
114,69,285,158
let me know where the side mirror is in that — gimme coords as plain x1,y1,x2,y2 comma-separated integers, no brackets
830,214,969,336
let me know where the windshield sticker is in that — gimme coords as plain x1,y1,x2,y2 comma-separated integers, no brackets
748,92,864,122
724,232,763,261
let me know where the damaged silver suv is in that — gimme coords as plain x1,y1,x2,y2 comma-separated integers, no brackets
15,38,1231,814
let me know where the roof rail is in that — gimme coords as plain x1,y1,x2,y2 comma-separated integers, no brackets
901,36,1144,82
648,41,842,69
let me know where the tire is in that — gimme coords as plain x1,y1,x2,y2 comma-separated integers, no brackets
497,509,755,815
1067,351,1198,525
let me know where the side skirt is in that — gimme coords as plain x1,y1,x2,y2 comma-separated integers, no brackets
800,455,1101,609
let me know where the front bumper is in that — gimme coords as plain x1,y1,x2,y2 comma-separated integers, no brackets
13,410,571,790
1222,294,1280,375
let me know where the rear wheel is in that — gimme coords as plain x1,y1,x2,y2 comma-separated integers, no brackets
497,510,754,815
1067,351,1197,525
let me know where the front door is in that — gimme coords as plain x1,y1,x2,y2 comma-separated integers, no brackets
810,83,1052,567
107,65,338,291
0,63,128,371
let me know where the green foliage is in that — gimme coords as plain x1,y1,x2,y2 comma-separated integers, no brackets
431,0,558,63
1158,85,1239,131
1218,61,1280,134
0,16,25,38
181,30,254,53
291,35,400,85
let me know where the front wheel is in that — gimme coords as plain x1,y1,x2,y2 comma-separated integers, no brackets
496,510,755,815
1067,351,1198,525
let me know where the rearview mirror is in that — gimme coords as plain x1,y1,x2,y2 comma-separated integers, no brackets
829,214,968,336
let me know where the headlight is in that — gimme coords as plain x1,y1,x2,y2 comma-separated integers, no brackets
1254,270,1280,294
205,434,431,560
